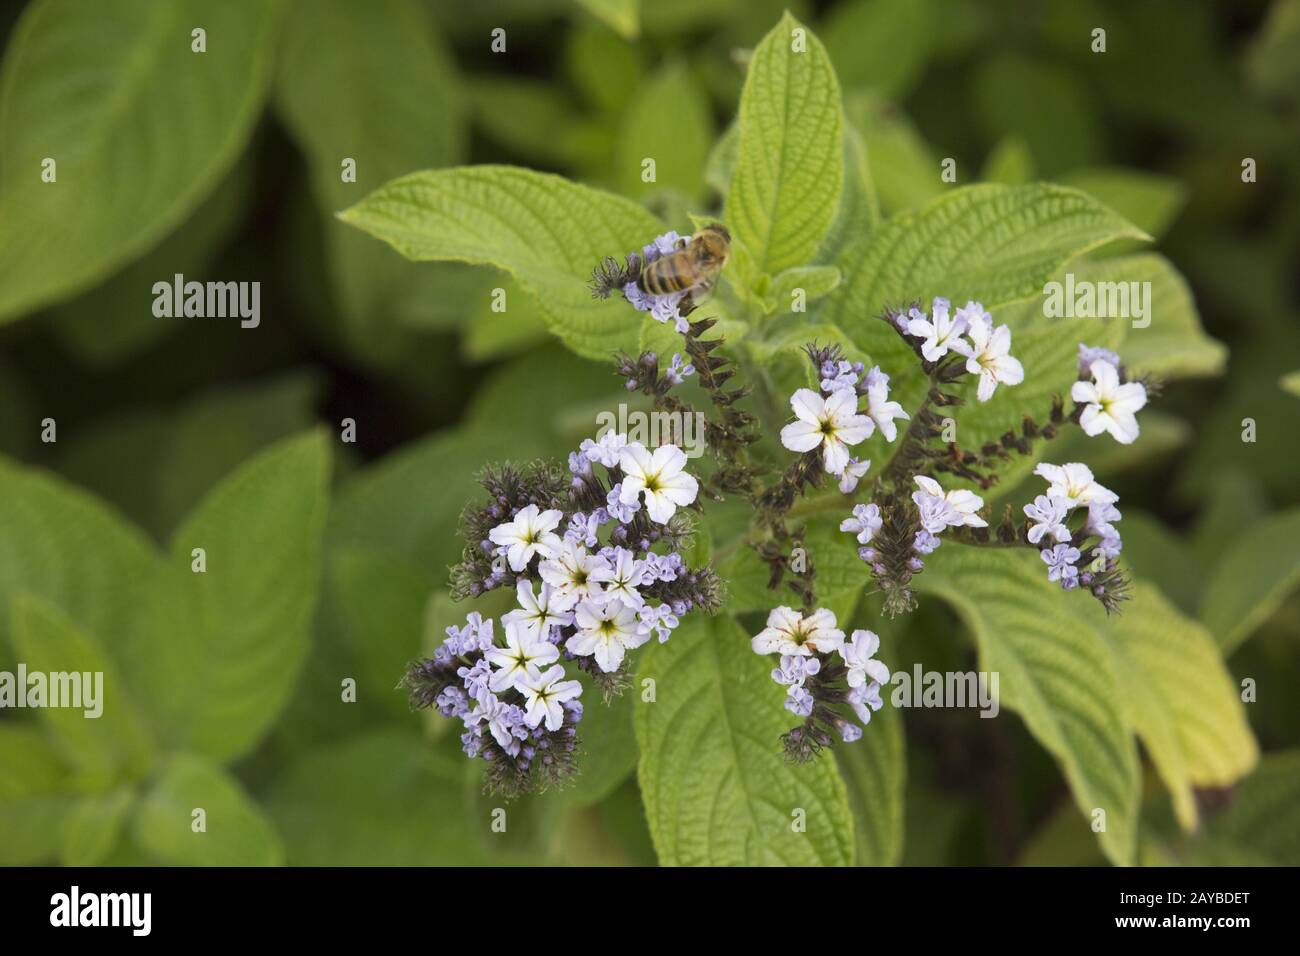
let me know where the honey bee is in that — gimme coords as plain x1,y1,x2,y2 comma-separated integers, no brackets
638,223,731,303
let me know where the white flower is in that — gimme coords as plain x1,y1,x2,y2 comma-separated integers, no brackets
840,503,882,544
780,387,874,476
617,442,699,524
538,540,610,611
516,665,582,731
839,456,871,494
483,619,561,693
1022,494,1072,545
1071,359,1147,444
501,580,572,642
906,296,968,361
839,630,891,688
581,430,629,468
1034,462,1117,507
589,547,647,610
1084,499,1122,536
487,503,564,572
864,376,909,443
750,606,844,657
566,599,649,672
950,311,1024,402
912,475,987,528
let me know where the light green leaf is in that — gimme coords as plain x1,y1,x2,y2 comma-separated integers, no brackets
468,77,601,168
0,0,284,320
765,265,841,312
816,123,880,262
848,91,945,215
1280,369,1300,398
616,60,711,203
265,729,498,865
1102,582,1257,830
1200,508,1300,655
461,275,551,361
330,547,430,723
126,432,331,762
60,787,134,867
1057,167,1187,246
565,18,644,116
1246,0,1300,100
704,121,739,197
0,457,157,662
635,614,855,865
275,0,465,363
726,12,844,275
339,165,664,360
835,647,905,866
575,0,640,39
0,723,73,864
822,0,935,98
982,136,1036,185
916,544,1140,865
133,753,283,866
10,595,155,782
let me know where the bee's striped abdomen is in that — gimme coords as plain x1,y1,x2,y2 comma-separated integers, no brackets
639,252,695,295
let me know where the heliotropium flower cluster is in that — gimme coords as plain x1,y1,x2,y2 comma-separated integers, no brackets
402,406,724,797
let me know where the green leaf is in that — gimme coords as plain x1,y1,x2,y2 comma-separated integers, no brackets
0,457,157,662
57,372,322,542
764,265,841,312
274,0,465,363
10,595,156,782
561,678,638,806
1196,750,1300,865
822,0,935,98
615,60,711,203
468,77,602,169
0,0,284,320
973,53,1103,175
60,787,134,867
848,90,946,215
1200,508,1300,655
704,121,739,197
816,124,880,263
1101,582,1257,830
133,753,284,866
835,652,905,865
575,0,640,39
1057,167,1187,246
265,729,499,865
982,136,1036,185
49,157,255,366
1282,370,1300,398
635,614,855,865
460,275,551,361
330,547,430,723
725,12,844,276
565,19,644,116
0,723,73,864
126,432,331,762
339,165,664,360
915,544,1140,865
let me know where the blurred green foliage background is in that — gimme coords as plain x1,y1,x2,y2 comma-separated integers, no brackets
0,0,1297,866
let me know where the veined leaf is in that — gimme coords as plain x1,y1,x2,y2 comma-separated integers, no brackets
1200,507,1300,655
0,456,157,660
1057,167,1187,246
635,614,855,865
126,432,331,762
339,165,664,360
60,787,134,867
1102,582,1257,830
726,12,843,276
915,544,1140,865
0,0,284,320
10,595,155,782
133,753,284,866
